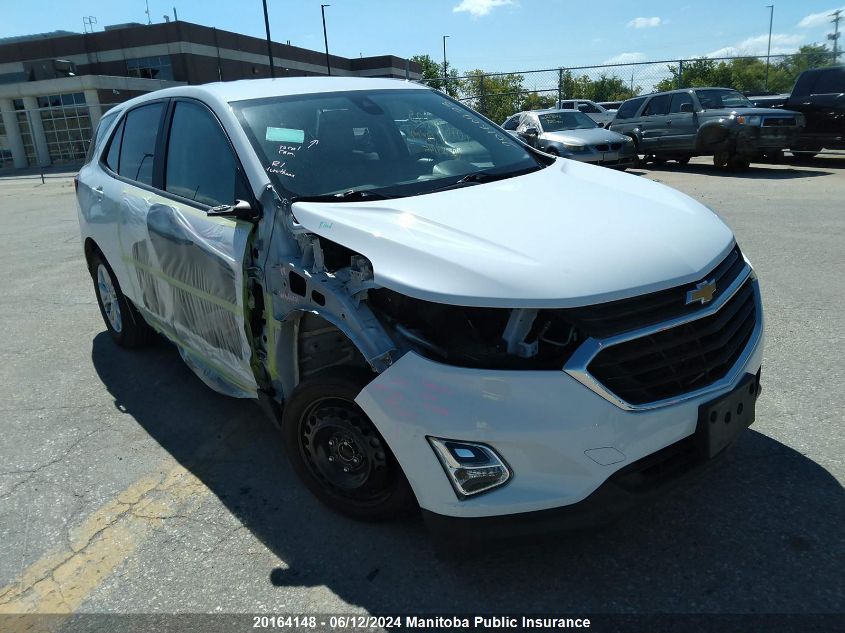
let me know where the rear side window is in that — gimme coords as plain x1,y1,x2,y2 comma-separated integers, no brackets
165,101,245,207
103,118,124,171
643,94,671,116
118,103,164,186
578,102,600,113
615,97,646,120
812,68,845,94
85,112,117,164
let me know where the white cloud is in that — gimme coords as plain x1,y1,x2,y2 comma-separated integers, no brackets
602,52,648,65
706,33,803,58
797,6,845,28
627,17,662,29
453,0,514,17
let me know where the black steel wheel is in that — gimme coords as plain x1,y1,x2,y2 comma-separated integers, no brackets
281,368,416,521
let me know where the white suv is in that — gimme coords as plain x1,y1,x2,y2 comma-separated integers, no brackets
76,78,763,546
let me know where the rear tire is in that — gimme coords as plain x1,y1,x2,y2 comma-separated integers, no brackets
281,368,416,521
676,156,691,165
89,250,153,348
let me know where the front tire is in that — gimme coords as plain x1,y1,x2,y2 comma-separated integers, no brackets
89,251,152,348
281,368,416,521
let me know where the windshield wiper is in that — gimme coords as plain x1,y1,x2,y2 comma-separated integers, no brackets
292,189,394,203
425,166,540,195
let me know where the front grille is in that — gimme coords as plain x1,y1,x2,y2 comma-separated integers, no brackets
610,142,622,150
762,116,796,127
562,245,745,338
587,278,757,405
595,144,609,152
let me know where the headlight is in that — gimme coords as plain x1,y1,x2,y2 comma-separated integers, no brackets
563,143,586,152
428,437,511,498
735,115,761,126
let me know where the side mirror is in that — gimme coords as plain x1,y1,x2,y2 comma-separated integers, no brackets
524,126,539,137
207,199,259,221
680,102,694,113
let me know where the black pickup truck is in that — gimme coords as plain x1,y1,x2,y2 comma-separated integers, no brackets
749,66,845,157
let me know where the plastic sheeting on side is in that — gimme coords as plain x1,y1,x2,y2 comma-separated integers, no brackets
117,189,258,398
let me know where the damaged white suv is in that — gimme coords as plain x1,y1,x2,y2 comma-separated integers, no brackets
76,78,763,544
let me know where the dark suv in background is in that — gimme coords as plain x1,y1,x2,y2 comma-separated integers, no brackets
749,66,845,158
609,87,804,169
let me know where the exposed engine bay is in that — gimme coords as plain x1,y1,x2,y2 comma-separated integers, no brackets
368,288,583,370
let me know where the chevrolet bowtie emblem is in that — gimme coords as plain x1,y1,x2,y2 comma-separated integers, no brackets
686,279,717,305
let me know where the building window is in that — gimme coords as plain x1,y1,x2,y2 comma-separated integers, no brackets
0,118,13,169
36,92,91,164
126,55,174,81
13,99,37,166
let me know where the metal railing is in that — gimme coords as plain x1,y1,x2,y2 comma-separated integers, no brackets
420,52,840,123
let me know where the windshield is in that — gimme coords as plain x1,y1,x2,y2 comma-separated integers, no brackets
694,89,753,109
232,88,542,199
538,111,597,132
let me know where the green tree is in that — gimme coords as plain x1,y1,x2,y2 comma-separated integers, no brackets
521,91,556,111
558,70,639,102
462,70,526,123
410,54,462,98
653,45,834,94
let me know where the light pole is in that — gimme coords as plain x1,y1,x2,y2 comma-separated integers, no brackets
321,4,332,76
765,5,774,91
830,9,842,64
442,35,450,94
262,0,275,78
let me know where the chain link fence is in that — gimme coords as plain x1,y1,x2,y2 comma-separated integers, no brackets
2,51,839,174
421,52,840,124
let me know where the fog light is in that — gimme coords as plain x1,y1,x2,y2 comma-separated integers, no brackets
427,437,511,499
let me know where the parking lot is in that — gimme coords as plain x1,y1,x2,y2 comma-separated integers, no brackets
0,155,843,617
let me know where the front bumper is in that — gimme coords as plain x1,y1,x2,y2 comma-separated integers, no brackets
355,316,764,521
735,125,804,152
422,428,725,546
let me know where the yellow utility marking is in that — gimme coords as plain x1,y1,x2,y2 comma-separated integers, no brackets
0,462,211,615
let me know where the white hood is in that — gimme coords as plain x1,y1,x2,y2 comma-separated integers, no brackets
292,160,735,308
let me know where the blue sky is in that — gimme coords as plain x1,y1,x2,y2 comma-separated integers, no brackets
1,1,842,72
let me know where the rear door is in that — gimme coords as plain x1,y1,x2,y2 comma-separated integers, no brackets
117,98,258,397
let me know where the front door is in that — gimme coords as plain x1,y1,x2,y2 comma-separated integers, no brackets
113,98,258,397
